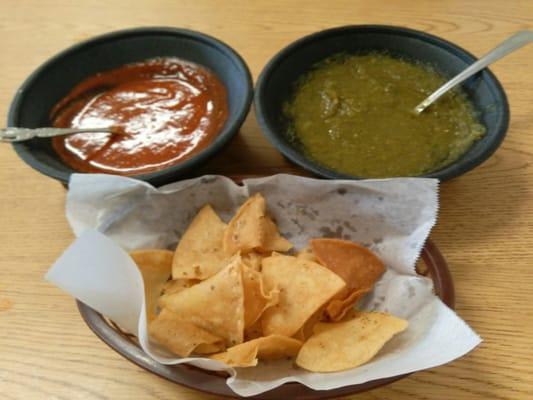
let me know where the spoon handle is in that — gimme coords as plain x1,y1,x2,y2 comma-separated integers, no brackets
0,127,114,142
415,30,533,114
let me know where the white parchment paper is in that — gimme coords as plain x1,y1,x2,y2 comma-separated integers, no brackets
46,174,481,397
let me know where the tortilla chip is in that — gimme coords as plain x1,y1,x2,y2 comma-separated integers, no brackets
326,287,371,321
293,306,325,341
296,246,317,262
149,308,224,357
223,193,292,255
195,342,225,354
244,320,264,341
242,251,264,271
172,205,229,280
296,312,408,372
223,194,264,254
311,239,385,320
210,335,303,367
311,239,385,289
164,278,200,295
262,216,293,253
158,278,200,309
242,264,279,329
163,255,245,346
130,249,173,322
260,254,346,337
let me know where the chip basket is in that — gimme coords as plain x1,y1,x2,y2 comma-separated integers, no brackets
77,238,453,399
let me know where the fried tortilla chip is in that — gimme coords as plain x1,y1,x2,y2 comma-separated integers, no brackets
210,335,303,367
296,312,408,372
242,264,279,329
242,251,264,271
223,193,292,255
260,254,346,337
262,216,292,253
326,287,371,321
163,256,245,346
172,205,229,280
244,320,264,341
164,278,200,295
311,238,385,289
158,278,200,309
311,239,385,321
130,249,173,322
292,306,325,341
149,308,224,357
195,342,225,354
296,246,317,262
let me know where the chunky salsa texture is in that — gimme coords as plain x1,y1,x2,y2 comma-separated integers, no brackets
284,53,485,177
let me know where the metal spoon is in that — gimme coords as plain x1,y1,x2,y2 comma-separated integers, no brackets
0,127,125,143
414,30,533,114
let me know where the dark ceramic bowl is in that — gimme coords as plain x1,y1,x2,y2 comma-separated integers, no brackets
255,25,509,181
8,27,253,186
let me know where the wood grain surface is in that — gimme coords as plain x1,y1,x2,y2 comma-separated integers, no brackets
0,1,532,399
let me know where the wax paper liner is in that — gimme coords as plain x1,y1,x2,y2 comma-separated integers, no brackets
46,174,481,397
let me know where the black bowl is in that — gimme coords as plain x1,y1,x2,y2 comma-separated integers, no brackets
8,27,253,186
255,25,509,180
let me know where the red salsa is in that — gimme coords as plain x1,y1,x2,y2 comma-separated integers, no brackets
51,57,228,175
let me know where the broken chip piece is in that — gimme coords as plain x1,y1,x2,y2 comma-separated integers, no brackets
260,254,346,337
149,308,225,357
172,204,229,280
163,256,245,347
223,193,292,255
130,249,173,322
296,312,408,372
311,239,385,321
210,334,303,367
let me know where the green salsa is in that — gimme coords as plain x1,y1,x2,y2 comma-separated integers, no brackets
283,53,485,178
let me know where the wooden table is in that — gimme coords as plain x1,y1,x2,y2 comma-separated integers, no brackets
1,1,532,399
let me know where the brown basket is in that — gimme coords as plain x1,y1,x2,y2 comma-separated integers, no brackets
77,239,453,399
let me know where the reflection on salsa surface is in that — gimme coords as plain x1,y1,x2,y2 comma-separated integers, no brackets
51,57,228,175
